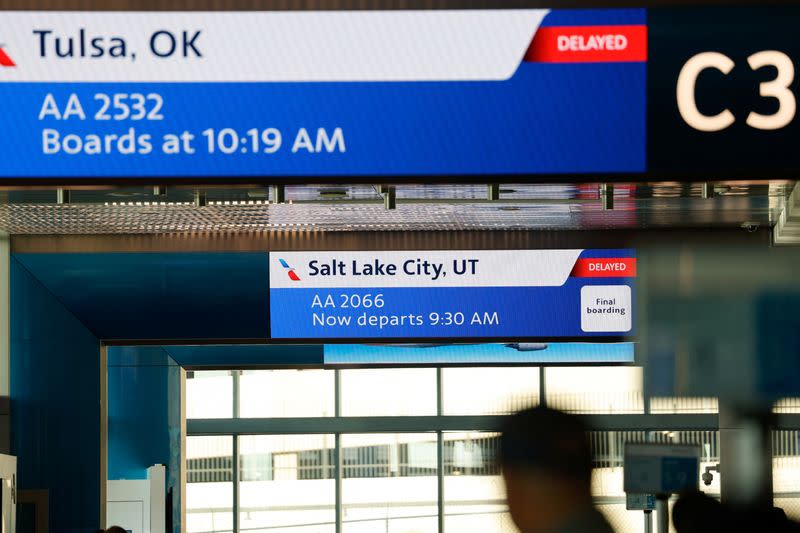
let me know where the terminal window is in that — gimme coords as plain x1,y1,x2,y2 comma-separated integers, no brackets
185,367,800,533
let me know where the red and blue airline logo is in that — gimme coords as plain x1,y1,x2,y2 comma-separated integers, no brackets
279,258,301,281
0,45,15,67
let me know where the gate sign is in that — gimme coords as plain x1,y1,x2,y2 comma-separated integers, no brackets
648,7,800,177
0,9,646,180
269,249,636,341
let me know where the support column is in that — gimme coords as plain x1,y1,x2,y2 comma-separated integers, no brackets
100,346,108,529
600,183,614,210
437,368,444,533
335,369,342,533
271,185,286,204
383,187,396,210
232,371,240,533
719,403,773,508
180,368,187,533
0,231,8,454
655,497,668,533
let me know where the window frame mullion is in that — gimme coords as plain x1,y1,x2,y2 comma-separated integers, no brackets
232,370,241,533
335,369,343,533
437,367,445,533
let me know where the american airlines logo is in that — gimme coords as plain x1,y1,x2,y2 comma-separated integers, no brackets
279,259,301,281
0,45,15,67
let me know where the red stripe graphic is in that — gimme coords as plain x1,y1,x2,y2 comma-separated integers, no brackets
526,25,647,64
572,258,637,278
287,270,301,281
0,48,15,67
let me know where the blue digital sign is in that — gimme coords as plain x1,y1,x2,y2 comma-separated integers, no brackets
269,249,636,341
0,9,646,180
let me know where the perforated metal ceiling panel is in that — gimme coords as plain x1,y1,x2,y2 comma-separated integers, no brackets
0,182,789,235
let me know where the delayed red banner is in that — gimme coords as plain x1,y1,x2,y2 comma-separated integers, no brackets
572,258,637,277
526,25,647,63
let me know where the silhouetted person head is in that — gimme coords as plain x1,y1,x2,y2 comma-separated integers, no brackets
500,407,612,533
105,527,128,533
673,491,722,533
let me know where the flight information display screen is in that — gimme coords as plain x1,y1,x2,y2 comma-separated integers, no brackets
4,8,800,181
0,9,646,180
269,249,636,341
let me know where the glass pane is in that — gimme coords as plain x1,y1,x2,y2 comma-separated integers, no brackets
774,398,800,413
590,431,637,497
444,432,511,532
186,371,233,419
186,436,233,533
546,366,644,414
650,397,718,414
240,435,336,533
340,369,436,416
775,430,800,520
442,367,539,415
774,497,800,523
596,503,646,533
240,370,335,418
341,433,438,533
774,430,800,509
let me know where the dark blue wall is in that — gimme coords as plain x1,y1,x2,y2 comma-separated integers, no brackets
756,293,800,400
108,346,174,480
14,253,270,341
163,344,322,367
10,258,101,533
108,346,182,532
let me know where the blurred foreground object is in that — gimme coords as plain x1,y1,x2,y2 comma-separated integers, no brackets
500,407,613,533
673,491,800,533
